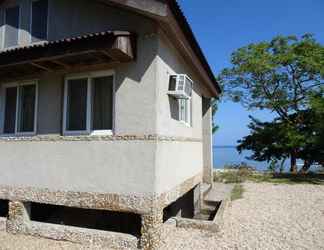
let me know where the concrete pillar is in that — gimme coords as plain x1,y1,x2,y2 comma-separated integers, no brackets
7,201,30,234
140,210,163,250
202,97,213,185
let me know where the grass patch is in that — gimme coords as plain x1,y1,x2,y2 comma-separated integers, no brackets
248,172,324,185
231,184,244,201
214,167,255,184
214,169,324,185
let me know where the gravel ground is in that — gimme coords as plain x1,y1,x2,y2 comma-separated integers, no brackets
0,182,323,249
159,182,324,250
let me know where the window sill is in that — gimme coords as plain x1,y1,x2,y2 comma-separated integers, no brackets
63,130,114,137
0,132,37,137
179,121,192,128
90,130,113,136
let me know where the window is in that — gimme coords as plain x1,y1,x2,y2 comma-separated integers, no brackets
179,98,191,126
2,82,38,135
3,6,20,48
63,72,114,135
66,78,88,131
31,0,48,42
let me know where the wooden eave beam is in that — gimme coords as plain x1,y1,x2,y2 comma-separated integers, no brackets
51,60,71,69
0,62,120,83
30,62,52,72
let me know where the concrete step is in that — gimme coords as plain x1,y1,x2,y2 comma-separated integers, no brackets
201,183,212,199
204,183,234,203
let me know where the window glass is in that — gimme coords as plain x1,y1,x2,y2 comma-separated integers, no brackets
179,98,191,125
169,75,177,91
18,85,36,132
179,99,186,122
4,87,17,134
92,76,113,130
31,0,48,42
66,79,88,131
184,77,192,97
4,6,19,48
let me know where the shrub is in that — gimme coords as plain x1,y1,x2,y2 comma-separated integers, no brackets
214,162,255,183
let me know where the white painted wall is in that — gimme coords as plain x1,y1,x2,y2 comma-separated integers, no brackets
154,141,203,195
0,140,156,195
153,30,209,194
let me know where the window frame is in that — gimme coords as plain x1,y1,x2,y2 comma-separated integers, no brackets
178,97,192,127
2,5,21,50
30,0,50,44
63,70,116,136
1,80,39,136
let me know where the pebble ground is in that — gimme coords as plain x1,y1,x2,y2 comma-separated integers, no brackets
0,182,323,250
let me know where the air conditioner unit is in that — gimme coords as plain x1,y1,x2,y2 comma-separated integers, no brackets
168,74,193,99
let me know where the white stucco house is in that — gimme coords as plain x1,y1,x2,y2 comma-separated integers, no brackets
0,0,221,249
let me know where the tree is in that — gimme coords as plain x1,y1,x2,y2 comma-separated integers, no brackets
238,102,324,173
212,98,219,133
220,34,324,172
237,116,305,172
306,93,324,167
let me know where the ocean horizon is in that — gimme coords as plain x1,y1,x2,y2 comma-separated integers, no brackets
212,145,308,172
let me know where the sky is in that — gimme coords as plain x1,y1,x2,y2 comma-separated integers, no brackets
177,0,324,146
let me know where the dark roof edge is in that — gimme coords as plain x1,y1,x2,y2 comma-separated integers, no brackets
166,0,221,95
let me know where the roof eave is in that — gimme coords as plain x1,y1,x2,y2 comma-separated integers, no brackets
97,0,221,97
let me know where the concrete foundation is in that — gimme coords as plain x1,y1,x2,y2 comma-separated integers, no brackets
0,173,202,249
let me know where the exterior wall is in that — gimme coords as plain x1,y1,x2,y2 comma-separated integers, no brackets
155,141,203,195
0,0,157,49
0,0,213,208
202,97,213,184
154,30,212,196
0,140,156,195
0,0,160,196
0,1,215,248
156,31,207,139
0,1,159,136
0,0,31,49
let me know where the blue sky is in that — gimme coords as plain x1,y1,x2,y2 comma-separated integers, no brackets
177,0,324,146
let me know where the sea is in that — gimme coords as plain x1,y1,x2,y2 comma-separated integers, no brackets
213,146,322,172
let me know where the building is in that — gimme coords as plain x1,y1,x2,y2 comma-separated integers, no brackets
0,0,220,249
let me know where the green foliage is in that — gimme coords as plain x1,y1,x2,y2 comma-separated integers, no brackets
268,159,285,173
214,163,255,183
220,34,324,119
211,98,220,134
238,105,324,172
304,93,324,166
214,170,324,185
219,34,324,172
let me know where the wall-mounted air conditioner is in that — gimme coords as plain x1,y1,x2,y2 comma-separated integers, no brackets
168,74,193,99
